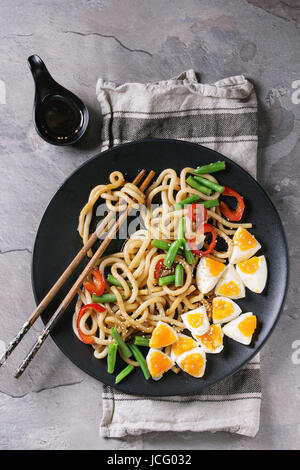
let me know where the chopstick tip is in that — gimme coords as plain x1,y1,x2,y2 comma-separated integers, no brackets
139,170,156,192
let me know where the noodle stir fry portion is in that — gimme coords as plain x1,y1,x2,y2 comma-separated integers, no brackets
72,162,267,383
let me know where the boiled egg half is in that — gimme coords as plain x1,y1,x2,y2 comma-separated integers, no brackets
214,264,245,299
149,321,178,349
212,296,242,324
176,347,206,378
196,257,226,294
181,306,210,336
230,228,261,264
236,255,267,294
170,333,198,361
222,312,257,345
193,324,224,354
146,348,174,380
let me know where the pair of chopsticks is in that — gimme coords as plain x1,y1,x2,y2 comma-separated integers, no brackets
0,169,155,378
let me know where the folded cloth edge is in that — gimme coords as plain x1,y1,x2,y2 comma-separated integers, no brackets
96,70,254,101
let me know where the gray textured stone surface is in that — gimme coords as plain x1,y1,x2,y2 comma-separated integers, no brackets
0,0,299,450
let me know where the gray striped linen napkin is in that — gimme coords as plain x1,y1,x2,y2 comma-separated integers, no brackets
96,70,261,438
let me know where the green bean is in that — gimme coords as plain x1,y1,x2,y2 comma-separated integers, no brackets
182,239,196,265
111,327,132,359
193,175,225,193
107,343,118,374
178,217,185,240
194,161,226,175
175,263,184,287
174,194,201,210
128,344,150,380
134,336,150,347
115,364,135,384
186,176,212,196
174,196,219,210
158,274,176,286
164,239,183,268
151,239,184,256
92,293,125,303
107,274,132,289
201,199,219,209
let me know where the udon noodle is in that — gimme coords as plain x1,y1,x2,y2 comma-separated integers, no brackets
72,168,252,367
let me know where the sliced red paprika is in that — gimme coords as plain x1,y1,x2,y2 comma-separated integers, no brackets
188,222,217,257
84,268,106,296
154,259,164,280
187,203,207,223
219,186,245,222
77,303,106,344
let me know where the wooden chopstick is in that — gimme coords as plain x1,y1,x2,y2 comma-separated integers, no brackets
0,169,147,369
14,170,156,378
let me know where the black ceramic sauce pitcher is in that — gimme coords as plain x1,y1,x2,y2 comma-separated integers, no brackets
28,55,89,145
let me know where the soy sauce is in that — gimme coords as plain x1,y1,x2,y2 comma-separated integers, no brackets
41,95,83,142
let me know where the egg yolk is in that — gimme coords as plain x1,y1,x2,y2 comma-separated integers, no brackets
218,281,240,297
198,325,223,351
238,257,260,274
186,313,204,329
149,323,177,348
238,315,257,338
213,298,234,320
180,353,204,376
206,258,225,277
234,228,257,252
148,351,173,378
172,336,197,356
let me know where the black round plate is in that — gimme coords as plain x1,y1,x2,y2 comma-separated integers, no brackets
31,139,289,396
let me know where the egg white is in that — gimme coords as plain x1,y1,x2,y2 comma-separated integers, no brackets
236,255,267,294
222,312,257,345
176,346,206,378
